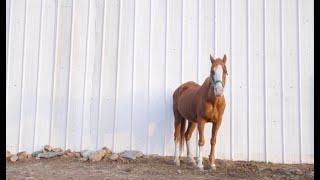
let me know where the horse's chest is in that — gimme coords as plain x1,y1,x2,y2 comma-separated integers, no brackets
203,103,219,122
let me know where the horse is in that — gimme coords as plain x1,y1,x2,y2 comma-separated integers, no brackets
172,54,228,170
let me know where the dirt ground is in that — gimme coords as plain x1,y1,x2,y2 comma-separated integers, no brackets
6,156,314,180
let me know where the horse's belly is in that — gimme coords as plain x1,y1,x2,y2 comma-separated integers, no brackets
177,93,197,120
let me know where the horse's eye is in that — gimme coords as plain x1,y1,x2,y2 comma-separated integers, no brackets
211,70,215,75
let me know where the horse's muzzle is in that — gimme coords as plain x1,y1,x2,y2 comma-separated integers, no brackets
214,86,224,96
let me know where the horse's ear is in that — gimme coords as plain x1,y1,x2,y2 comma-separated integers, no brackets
223,54,227,64
210,54,215,64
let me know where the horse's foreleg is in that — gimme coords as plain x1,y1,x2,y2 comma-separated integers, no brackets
209,120,222,170
185,121,197,165
197,119,206,170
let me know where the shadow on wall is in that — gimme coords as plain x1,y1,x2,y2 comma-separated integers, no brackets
113,88,174,155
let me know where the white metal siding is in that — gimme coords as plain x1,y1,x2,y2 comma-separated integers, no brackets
6,0,314,164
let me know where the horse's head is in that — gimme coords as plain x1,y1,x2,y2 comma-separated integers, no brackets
209,54,228,97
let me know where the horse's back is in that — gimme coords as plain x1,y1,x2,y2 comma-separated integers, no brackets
173,81,200,101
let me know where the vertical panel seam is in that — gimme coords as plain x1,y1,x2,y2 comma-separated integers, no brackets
80,0,91,150
229,0,233,160
163,0,168,156
247,0,250,161
280,0,286,164
296,0,302,163
113,0,122,152
196,0,200,156
96,0,106,150
263,0,268,162
213,0,216,55
146,0,152,155
180,0,184,84
130,0,136,151
18,0,28,152
6,0,12,83
65,0,76,150
33,0,44,152
49,0,60,146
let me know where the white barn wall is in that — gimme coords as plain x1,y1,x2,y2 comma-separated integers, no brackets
6,0,314,164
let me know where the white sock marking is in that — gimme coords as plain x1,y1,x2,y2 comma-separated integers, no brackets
197,146,204,169
174,140,180,165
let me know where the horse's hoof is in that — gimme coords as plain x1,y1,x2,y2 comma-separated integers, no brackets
210,164,216,170
174,160,180,166
187,157,196,165
197,164,204,170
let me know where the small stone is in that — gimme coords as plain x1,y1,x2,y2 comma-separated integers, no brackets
74,152,81,158
306,171,314,179
80,157,88,161
102,147,113,154
24,177,34,180
10,155,18,162
43,145,53,152
109,153,119,161
89,150,106,162
17,151,30,160
177,170,182,174
38,151,64,159
80,150,95,158
6,150,12,159
65,152,74,157
119,150,144,160
65,149,72,154
32,151,43,157
53,148,63,152
35,157,40,160
292,168,303,175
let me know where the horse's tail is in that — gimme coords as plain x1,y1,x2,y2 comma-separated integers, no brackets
173,85,187,155
179,118,186,154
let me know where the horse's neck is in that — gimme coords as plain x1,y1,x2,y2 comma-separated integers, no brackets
200,78,216,102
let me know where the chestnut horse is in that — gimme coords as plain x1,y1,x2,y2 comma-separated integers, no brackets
173,54,228,170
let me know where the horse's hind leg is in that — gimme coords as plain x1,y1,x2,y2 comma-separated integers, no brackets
185,121,197,165
174,119,181,166
173,111,185,166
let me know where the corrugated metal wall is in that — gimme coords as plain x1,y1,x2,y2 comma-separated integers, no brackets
6,0,313,164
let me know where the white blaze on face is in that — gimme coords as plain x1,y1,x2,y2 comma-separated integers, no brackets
213,65,224,96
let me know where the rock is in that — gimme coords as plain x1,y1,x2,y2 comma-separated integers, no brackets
24,177,34,180
6,150,12,159
32,151,43,157
38,151,64,159
35,157,40,160
74,152,81,158
17,151,31,160
119,150,144,160
80,157,88,161
10,155,18,162
43,145,53,152
53,148,63,152
306,171,314,179
80,150,95,158
65,149,72,154
148,154,160,158
177,170,182,174
65,152,74,157
291,168,303,175
109,153,119,161
102,147,113,154
89,150,106,162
